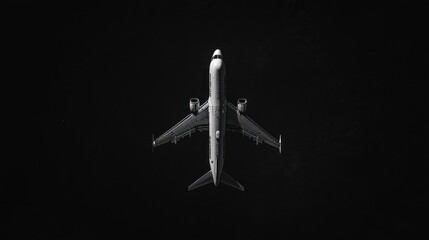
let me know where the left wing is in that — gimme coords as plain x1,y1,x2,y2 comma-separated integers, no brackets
226,102,282,153
152,100,209,149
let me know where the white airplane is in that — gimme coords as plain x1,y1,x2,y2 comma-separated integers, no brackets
152,49,282,191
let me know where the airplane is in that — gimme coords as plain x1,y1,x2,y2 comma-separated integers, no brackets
152,49,282,191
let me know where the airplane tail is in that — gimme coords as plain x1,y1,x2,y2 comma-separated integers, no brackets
220,172,245,191
188,171,245,191
188,170,213,191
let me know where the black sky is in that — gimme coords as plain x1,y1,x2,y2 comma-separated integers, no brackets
2,0,428,239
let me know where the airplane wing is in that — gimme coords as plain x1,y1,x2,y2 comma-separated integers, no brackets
152,100,209,149
226,102,282,153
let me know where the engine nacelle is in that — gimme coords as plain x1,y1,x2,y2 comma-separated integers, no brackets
189,98,200,114
237,98,247,113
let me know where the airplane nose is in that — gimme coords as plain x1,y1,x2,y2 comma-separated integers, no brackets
212,49,222,57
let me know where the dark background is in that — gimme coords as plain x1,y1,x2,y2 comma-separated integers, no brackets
2,0,428,239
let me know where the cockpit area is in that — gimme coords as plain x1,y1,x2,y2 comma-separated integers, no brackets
211,55,222,60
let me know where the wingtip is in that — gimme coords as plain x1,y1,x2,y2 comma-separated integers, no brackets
152,133,155,151
235,182,245,192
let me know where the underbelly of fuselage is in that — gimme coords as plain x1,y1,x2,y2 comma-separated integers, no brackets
208,57,226,185
208,102,226,185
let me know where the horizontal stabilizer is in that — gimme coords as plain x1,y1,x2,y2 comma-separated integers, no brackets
220,172,245,191
188,170,213,191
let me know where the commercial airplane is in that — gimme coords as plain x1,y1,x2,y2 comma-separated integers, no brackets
152,49,282,191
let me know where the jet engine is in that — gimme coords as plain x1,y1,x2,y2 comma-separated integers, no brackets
189,98,200,114
237,98,247,113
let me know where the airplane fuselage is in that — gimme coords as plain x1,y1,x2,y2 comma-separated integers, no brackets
208,50,226,186
152,49,281,191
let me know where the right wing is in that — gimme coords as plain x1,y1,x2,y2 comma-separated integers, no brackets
152,100,209,149
226,102,282,153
